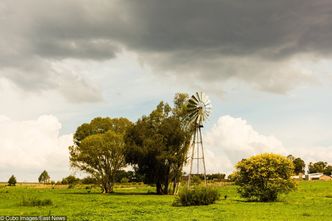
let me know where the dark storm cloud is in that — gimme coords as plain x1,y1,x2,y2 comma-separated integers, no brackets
116,0,331,92
0,0,331,97
33,39,118,60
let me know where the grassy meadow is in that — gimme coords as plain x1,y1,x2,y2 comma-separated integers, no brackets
0,181,331,221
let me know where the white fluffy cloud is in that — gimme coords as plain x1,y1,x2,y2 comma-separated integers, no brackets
290,146,332,168
201,115,332,175
0,115,73,181
202,115,287,175
184,115,287,175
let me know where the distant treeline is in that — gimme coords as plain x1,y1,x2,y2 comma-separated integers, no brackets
59,171,227,185
190,173,226,181
287,155,332,176
59,170,143,185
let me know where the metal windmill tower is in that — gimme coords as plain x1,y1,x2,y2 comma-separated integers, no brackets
186,92,212,186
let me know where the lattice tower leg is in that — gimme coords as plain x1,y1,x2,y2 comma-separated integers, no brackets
188,125,207,186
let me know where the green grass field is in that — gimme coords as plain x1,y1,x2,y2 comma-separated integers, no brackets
0,181,331,221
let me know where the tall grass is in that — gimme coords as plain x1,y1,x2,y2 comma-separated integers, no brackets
21,196,53,207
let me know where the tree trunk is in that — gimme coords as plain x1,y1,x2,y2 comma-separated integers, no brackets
108,180,115,193
163,178,169,195
102,183,108,193
108,182,114,193
101,177,114,193
156,180,163,194
172,178,177,195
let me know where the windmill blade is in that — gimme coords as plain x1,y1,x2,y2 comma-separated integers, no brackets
202,97,209,105
186,109,199,120
189,96,198,105
199,92,203,102
186,92,212,126
188,100,199,109
187,110,198,120
205,104,212,112
201,93,210,105
188,102,198,109
195,92,201,102
191,93,200,104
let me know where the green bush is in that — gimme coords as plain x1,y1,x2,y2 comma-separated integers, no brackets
85,186,92,193
21,197,53,207
81,176,97,184
61,175,80,185
234,153,296,202
8,175,17,186
120,177,129,183
190,175,202,185
68,183,76,189
173,186,220,206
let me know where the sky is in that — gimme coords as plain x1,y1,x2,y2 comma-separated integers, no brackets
1,0,332,181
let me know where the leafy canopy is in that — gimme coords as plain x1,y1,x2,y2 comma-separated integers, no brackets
8,175,17,186
69,117,132,193
38,170,50,184
234,153,296,202
308,161,332,175
288,155,306,175
293,157,305,175
74,117,132,145
124,93,192,194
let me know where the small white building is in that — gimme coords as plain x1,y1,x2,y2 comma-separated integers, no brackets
291,174,306,180
305,173,332,181
291,173,332,180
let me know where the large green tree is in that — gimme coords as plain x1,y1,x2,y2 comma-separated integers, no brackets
324,165,332,176
308,161,332,175
125,93,192,194
8,175,17,186
38,170,50,184
234,153,295,202
73,117,132,145
292,157,305,175
308,161,327,173
69,117,132,193
287,155,305,175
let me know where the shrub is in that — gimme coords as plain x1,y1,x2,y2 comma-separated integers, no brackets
173,186,220,206
206,173,226,181
8,175,17,186
120,177,129,183
61,175,80,185
68,183,76,189
114,170,138,183
190,175,202,185
81,176,97,184
234,153,296,202
21,197,53,207
85,186,92,193
227,173,237,182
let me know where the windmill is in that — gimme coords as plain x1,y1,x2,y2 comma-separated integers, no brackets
186,92,212,186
